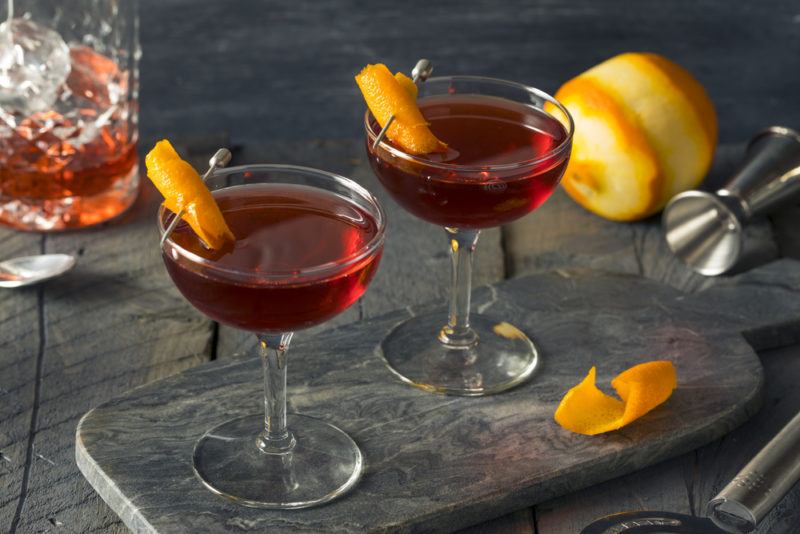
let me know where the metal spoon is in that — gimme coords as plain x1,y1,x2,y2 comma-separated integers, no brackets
0,254,76,288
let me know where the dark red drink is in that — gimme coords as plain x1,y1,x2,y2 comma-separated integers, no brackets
367,94,570,228
163,183,383,332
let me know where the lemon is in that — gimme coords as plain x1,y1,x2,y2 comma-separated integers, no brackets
551,53,717,221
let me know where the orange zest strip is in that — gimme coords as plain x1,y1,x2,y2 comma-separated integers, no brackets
145,140,234,250
554,361,677,436
394,72,418,99
355,63,447,155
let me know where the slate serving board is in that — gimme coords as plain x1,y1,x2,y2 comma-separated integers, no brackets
75,264,800,533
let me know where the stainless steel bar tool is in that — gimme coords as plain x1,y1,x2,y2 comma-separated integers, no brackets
581,408,800,533
706,408,800,532
663,127,800,276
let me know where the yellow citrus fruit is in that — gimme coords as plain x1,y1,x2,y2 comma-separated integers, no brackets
551,53,717,221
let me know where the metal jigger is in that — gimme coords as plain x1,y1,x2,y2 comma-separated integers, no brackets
663,127,800,276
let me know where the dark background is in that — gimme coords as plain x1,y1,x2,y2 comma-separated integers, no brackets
139,0,800,145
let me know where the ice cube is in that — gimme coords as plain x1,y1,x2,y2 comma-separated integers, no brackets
62,45,122,147
0,18,71,116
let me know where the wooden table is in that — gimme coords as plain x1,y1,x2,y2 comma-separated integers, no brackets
3,1,800,532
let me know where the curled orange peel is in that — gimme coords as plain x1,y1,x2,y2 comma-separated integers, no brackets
355,63,447,155
145,140,234,250
554,361,677,435
394,71,418,99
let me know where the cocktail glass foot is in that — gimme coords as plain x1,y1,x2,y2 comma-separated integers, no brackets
379,311,539,396
193,413,362,509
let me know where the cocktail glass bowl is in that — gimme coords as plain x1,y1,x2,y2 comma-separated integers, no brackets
159,164,386,508
364,76,573,396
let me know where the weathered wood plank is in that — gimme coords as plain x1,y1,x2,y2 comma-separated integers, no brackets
536,456,694,533
504,188,641,278
771,205,800,260
7,140,219,533
459,508,535,534
0,231,42,533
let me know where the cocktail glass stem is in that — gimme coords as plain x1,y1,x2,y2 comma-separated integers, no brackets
256,332,297,453
439,227,480,347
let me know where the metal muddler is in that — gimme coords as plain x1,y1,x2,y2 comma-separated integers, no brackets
707,409,800,532
581,409,800,533
159,148,232,248
371,58,434,150
663,127,800,276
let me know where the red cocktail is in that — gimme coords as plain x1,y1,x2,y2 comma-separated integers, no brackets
363,75,573,396
368,94,569,228
159,164,385,509
164,183,382,332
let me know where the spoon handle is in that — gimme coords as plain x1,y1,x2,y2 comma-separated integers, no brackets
707,409,800,532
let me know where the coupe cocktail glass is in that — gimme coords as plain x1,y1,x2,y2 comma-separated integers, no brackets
160,165,385,508
364,76,573,395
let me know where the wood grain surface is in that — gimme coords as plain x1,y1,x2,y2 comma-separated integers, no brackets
2,0,800,532
0,234,41,533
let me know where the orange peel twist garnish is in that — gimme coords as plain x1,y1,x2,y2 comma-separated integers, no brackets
145,140,234,250
355,63,447,155
554,361,677,435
